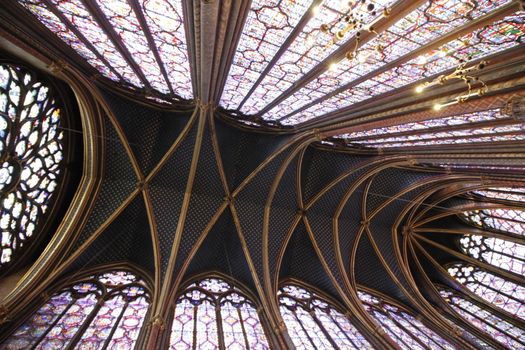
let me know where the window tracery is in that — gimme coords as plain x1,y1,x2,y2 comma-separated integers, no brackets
472,187,525,203
333,109,525,148
463,209,525,236
280,12,525,125
448,263,524,320
440,287,525,349
260,0,512,122
358,290,455,350
0,63,64,268
279,283,372,349
0,270,150,349
169,277,269,349
459,234,524,275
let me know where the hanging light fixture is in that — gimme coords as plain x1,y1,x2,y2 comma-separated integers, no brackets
319,0,391,65
415,59,488,111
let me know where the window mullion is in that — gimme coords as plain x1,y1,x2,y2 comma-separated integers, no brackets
292,307,318,350
30,297,75,350
236,306,251,349
452,300,525,346
386,312,432,350
100,301,130,350
215,303,226,350
372,311,415,350
473,279,523,306
192,304,198,350
309,310,341,350
484,248,525,262
64,296,105,350
328,312,360,349
401,314,447,350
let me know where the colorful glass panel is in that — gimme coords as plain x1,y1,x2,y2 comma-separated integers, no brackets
463,209,525,236
358,290,455,350
448,264,525,320
473,187,525,203
0,64,64,268
335,109,506,141
17,0,193,98
279,12,525,125
279,284,373,349
140,0,193,99
262,0,510,120
105,295,149,349
0,270,150,350
19,0,142,86
440,288,525,349
220,0,313,111
94,0,168,93
169,277,269,349
333,111,524,148
239,0,398,115
17,0,118,81
460,235,525,275
428,164,525,172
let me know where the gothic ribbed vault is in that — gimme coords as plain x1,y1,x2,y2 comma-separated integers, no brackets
0,0,524,349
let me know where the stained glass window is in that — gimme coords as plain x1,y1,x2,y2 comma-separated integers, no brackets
440,288,525,349
260,0,511,122
236,0,398,116
463,209,525,236
472,187,525,203
426,163,525,173
169,277,269,349
0,270,150,349
17,0,193,99
448,263,524,320
358,290,455,350
332,109,525,148
0,63,64,268
279,284,373,349
459,234,525,275
279,11,525,125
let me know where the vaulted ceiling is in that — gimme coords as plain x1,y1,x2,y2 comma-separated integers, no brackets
0,0,525,347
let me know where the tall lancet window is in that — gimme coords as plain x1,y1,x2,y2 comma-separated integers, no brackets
0,63,65,268
472,187,525,203
452,194,525,319
358,290,455,350
448,264,524,320
440,287,525,349
459,234,525,275
463,208,525,236
169,277,269,349
279,283,372,349
0,270,150,349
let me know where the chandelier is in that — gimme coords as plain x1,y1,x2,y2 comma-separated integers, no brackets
415,59,488,111
319,0,391,62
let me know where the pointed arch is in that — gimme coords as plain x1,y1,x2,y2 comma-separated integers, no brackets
168,273,270,349
0,266,151,349
439,286,525,349
358,288,456,350
278,280,373,349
